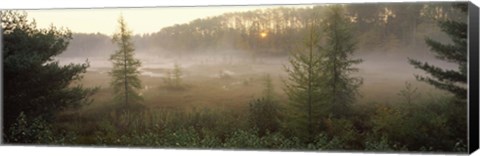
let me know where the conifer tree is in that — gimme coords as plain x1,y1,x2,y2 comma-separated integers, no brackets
408,3,467,101
408,3,467,149
319,6,362,118
110,15,142,106
2,11,96,142
283,13,324,141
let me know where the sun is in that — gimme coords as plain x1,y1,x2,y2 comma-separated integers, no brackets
260,32,267,38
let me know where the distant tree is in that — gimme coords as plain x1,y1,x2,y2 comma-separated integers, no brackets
283,12,324,142
408,3,467,101
163,70,173,88
262,74,275,101
173,63,183,88
1,11,96,142
319,6,362,118
162,63,184,89
109,15,142,106
397,81,420,106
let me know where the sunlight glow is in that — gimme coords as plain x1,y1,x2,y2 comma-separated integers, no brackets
260,32,267,38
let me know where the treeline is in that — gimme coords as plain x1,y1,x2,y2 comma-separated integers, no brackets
148,2,464,55
61,3,464,58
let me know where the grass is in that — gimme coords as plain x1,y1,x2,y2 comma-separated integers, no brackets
44,60,462,152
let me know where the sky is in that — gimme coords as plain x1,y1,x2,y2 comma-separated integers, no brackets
24,5,312,35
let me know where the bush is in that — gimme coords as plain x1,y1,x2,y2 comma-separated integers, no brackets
248,98,281,136
224,129,263,149
6,112,76,144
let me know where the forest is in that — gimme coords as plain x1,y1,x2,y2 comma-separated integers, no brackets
1,2,469,153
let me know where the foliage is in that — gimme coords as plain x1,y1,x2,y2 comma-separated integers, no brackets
319,6,362,118
248,74,281,136
283,10,324,142
407,2,468,150
364,136,395,151
370,84,464,151
2,4,469,153
109,15,143,106
408,3,467,100
1,10,96,141
54,3,465,58
248,98,281,136
6,112,77,144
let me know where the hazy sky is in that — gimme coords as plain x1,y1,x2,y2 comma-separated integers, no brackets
25,5,311,35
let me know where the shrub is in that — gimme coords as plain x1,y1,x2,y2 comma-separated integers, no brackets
6,112,76,144
248,98,281,136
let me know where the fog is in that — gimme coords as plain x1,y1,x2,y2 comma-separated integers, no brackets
5,3,469,150
55,42,458,108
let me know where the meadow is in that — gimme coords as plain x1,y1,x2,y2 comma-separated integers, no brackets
48,51,456,151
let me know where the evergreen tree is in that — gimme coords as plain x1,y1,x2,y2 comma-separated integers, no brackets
1,11,96,141
408,3,468,150
319,6,362,118
408,3,467,101
109,15,142,106
283,13,324,142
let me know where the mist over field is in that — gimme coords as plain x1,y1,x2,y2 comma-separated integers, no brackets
3,2,469,153
55,44,457,105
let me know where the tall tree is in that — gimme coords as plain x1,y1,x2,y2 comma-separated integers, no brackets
319,6,362,118
283,12,324,142
110,15,142,106
408,3,468,149
408,3,467,101
1,11,96,141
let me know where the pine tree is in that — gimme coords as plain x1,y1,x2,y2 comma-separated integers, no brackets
109,15,142,106
2,11,96,142
283,13,324,141
319,6,362,118
408,3,467,101
408,3,467,150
